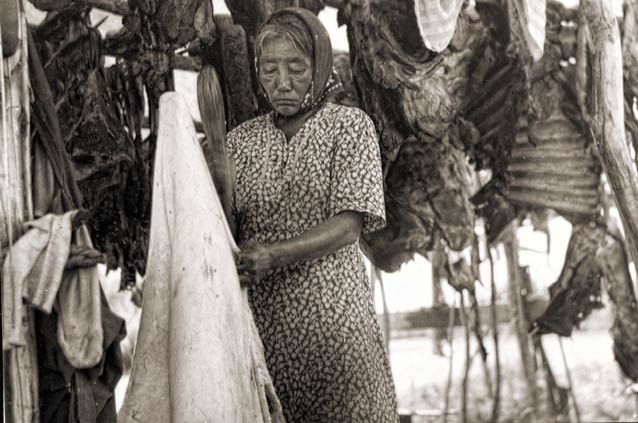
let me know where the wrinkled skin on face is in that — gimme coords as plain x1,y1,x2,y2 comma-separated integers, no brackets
258,37,313,117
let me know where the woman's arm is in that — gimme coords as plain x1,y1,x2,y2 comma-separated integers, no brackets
236,211,363,286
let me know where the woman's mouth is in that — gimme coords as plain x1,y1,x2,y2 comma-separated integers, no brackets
273,99,297,105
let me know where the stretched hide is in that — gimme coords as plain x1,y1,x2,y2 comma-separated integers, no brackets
119,93,284,423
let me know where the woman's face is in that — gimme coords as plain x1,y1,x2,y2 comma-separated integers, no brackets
258,36,313,117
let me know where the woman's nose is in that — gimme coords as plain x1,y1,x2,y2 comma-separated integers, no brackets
275,69,292,91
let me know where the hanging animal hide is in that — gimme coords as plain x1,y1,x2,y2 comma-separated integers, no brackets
595,227,638,382
119,93,284,423
471,2,599,229
531,223,605,337
33,13,149,287
532,221,638,381
343,3,488,271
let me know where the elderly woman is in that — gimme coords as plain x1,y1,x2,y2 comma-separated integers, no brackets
227,7,399,422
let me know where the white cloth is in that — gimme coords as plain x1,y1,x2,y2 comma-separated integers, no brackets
1,211,104,369
2,212,75,349
414,0,465,52
118,92,284,423
509,0,546,61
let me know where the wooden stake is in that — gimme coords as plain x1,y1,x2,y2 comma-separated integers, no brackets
374,267,391,352
558,336,582,423
431,239,447,355
503,222,538,419
487,242,501,423
581,0,638,272
442,296,456,423
459,293,471,423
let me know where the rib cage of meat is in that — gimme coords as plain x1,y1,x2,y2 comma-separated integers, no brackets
505,110,601,219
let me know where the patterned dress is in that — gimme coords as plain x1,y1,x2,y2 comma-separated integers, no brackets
227,102,399,423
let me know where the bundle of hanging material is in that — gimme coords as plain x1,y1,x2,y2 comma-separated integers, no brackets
119,92,284,423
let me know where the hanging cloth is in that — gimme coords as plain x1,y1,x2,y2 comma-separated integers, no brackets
508,0,546,61
413,0,465,52
1,211,104,369
2,212,75,350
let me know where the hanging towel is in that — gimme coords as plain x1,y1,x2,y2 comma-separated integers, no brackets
2,211,76,350
119,92,284,423
509,0,546,61
414,0,465,52
1,211,104,369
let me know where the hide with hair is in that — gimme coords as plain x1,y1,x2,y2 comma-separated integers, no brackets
119,93,284,423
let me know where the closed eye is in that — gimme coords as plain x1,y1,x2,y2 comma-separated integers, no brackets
261,65,277,73
289,65,308,75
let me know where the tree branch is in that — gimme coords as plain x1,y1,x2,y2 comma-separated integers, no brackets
442,296,457,423
487,242,501,423
582,0,638,272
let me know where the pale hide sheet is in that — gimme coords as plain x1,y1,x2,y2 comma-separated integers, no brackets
119,93,284,423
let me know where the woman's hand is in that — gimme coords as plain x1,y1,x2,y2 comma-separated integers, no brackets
236,241,276,287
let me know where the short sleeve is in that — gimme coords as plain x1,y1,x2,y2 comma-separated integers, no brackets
329,109,386,234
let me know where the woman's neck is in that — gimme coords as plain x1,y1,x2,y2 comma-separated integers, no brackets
274,105,321,142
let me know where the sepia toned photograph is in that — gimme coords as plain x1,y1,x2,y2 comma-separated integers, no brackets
2,0,638,422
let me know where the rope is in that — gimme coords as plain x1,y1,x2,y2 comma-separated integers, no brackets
65,246,105,270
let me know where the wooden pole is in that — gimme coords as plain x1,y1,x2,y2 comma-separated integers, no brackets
459,293,471,423
558,337,582,423
431,239,447,355
1,2,40,420
373,267,392,352
487,242,501,423
503,222,538,419
622,0,638,171
582,0,638,271
442,296,456,423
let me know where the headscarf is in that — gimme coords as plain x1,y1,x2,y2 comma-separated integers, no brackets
255,7,343,116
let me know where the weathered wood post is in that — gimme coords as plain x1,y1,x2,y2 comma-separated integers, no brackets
581,0,638,271
431,238,447,355
503,222,538,420
1,0,40,420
